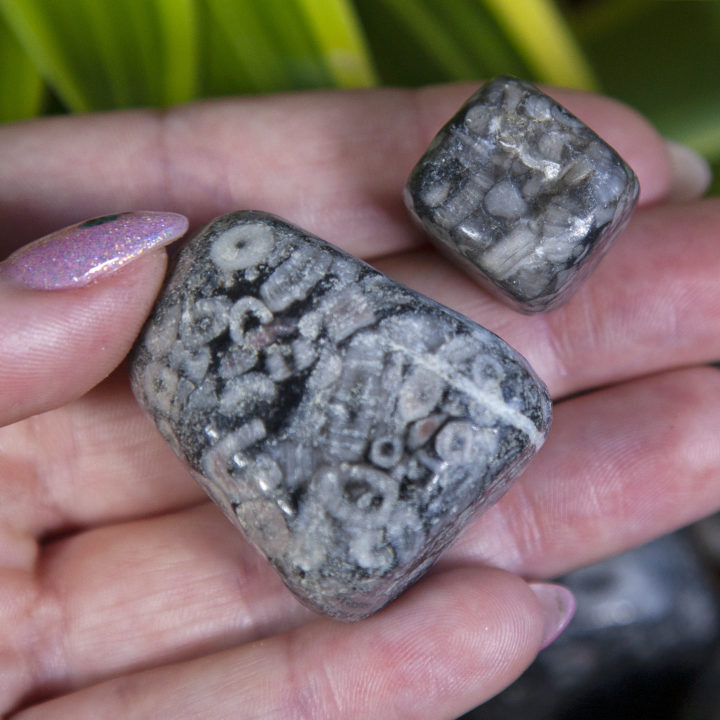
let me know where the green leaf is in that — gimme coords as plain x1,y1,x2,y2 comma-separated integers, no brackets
0,11,43,121
148,0,199,106
565,0,652,37
204,0,325,93
0,0,198,112
201,0,375,95
197,3,258,98
568,0,720,174
710,161,720,197
294,0,377,87
482,0,598,89
355,0,532,85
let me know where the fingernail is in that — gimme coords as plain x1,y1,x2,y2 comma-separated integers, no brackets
529,582,576,650
665,139,712,201
0,211,189,290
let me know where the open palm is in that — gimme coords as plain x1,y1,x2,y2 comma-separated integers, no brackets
1,85,719,718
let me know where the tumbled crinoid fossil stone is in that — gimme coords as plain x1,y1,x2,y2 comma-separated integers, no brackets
404,75,639,313
130,211,552,620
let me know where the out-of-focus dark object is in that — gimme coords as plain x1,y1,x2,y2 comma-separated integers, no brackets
681,514,720,719
682,648,720,720
689,511,720,573
463,532,720,719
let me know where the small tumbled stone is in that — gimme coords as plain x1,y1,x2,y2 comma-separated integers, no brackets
404,75,639,313
130,211,552,620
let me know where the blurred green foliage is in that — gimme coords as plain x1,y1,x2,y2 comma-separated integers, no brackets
0,0,718,189
566,0,720,194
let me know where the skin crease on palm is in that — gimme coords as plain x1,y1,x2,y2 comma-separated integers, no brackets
0,83,718,718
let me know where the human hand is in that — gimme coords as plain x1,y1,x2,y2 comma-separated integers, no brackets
1,85,717,718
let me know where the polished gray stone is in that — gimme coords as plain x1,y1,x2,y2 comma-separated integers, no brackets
130,211,552,620
404,76,639,313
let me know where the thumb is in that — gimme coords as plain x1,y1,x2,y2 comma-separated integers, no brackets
0,212,187,426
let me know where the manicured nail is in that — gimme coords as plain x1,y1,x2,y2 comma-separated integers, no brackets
529,582,576,650
0,211,189,290
665,139,712,201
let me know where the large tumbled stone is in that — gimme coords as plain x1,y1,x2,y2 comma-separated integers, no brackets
130,211,552,620
404,75,639,313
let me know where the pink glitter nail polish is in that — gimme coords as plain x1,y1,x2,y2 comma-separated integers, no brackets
0,211,189,290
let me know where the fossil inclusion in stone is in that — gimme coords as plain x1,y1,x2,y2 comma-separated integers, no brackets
130,211,552,620
404,75,639,313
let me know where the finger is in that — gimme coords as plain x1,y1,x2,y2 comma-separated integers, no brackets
0,85,671,260
447,365,720,578
0,251,168,427
0,373,203,539
12,568,559,720
21,369,720,668
9,368,717,696
7,196,720,537
377,198,720,397
2,503,310,707
0,209,187,428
